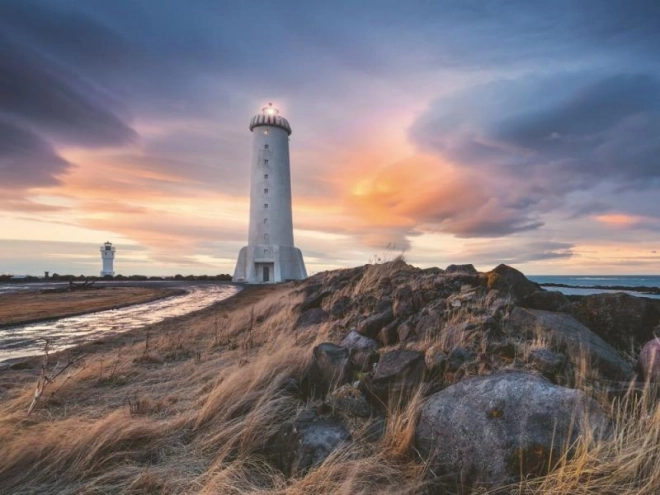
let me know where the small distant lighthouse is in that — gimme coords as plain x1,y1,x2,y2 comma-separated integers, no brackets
233,103,307,283
100,241,115,277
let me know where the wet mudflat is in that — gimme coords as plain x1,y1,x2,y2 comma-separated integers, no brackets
0,286,183,327
0,282,241,364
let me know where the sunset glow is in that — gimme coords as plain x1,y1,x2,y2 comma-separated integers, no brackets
1,1,659,276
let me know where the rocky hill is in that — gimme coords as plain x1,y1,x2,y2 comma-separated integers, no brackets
275,259,660,491
1,259,660,494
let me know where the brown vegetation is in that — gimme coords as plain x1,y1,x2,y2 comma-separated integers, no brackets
0,261,659,494
0,287,181,327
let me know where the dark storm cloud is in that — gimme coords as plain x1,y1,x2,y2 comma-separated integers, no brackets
0,118,70,189
0,34,137,148
0,0,137,73
409,71,660,237
491,75,660,180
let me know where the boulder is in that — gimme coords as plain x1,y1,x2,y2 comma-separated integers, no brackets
341,330,379,371
328,384,373,417
572,293,660,350
424,346,447,373
415,372,610,490
274,409,351,476
302,343,352,397
295,308,329,328
445,264,478,274
503,307,634,381
639,339,660,382
397,321,415,342
447,346,475,372
357,309,395,339
415,311,443,340
520,290,571,312
300,290,329,311
329,295,352,318
485,264,540,302
361,349,425,407
341,330,378,352
377,319,400,346
392,286,416,317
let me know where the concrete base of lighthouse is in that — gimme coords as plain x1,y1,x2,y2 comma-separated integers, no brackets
233,245,307,283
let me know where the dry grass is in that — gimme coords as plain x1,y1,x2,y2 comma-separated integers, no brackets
0,287,181,327
2,274,660,494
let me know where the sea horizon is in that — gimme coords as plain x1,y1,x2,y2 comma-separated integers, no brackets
528,274,660,299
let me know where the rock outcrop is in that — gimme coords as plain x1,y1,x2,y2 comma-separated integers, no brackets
275,260,649,491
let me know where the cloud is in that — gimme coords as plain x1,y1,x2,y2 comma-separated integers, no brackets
406,72,660,240
0,34,137,148
0,118,71,189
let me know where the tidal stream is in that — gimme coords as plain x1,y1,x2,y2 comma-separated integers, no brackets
0,283,241,364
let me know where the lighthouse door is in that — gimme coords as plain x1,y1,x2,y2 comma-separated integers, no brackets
262,266,270,282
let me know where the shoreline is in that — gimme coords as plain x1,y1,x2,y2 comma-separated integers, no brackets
0,287,187,329
540,282,660,296
0,283,272,369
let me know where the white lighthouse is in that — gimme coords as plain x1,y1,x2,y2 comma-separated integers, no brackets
100,241,115,277
233,103,307,283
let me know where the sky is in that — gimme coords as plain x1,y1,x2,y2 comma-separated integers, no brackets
1,0,659,277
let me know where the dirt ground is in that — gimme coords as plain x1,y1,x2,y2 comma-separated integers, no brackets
0,287,183,327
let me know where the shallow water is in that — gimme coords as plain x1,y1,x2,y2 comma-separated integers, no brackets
0,283,241,364
528,275,660,299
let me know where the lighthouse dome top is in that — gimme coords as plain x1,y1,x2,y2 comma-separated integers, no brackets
249,103,292,135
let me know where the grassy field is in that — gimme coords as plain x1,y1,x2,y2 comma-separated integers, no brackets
1,264,660,494
0,287,182,327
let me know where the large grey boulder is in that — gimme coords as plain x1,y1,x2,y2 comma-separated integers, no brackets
503,307,634,381
416,372,609,490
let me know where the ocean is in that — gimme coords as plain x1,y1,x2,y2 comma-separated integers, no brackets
528,275,660,299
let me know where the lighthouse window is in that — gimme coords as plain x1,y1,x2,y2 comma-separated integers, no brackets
264,218,268,224
264,144,269,149
264,203,269,208
264,174,268,179
264,159,269,165
264,188,268,194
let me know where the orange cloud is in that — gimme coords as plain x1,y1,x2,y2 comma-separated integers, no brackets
594,213,643,227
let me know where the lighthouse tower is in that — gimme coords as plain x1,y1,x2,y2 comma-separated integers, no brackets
100,241,116,277
233,103,307,283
